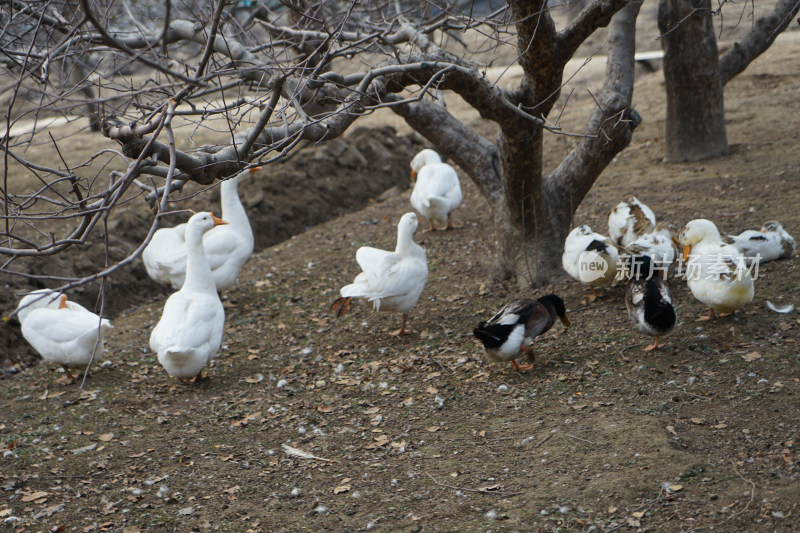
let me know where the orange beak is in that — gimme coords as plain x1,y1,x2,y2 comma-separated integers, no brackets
410,170,417,183
248,166,262,173
59,294,68,309
559,315,571,328
211,213,228,226
682,245,692,262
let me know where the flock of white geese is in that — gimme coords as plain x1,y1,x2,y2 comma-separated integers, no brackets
9,153,796,381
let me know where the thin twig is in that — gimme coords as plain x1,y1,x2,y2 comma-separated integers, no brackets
425,472,522,496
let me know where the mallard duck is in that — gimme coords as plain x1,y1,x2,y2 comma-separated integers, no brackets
624,255,677,351
562,225,619,301
625,222,680,275
608,196,657,247
679,219,754,320
409,149,462,231
15,289,112,383
150,212,227,380
332,212,428,335
142,167,258,290
722,220,796,264
473,294,570,371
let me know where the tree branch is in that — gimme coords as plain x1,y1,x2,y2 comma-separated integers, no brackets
718,0,800,85
557,0,632,63
550,0,642,205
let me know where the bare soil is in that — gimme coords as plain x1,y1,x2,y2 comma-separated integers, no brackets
2,21,800,533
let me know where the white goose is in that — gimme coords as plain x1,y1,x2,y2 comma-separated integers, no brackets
15,289,112,383
409,149,462,231
608,196,657,247
150,212,227,380
723,220,796,264
625,222,680,275
332,212,428,335
679,219,754,320
142,167,258,290
562,225,619,301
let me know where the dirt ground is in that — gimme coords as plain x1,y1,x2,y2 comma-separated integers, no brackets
2,13,800,533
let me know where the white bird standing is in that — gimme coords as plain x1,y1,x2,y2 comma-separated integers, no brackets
150,212,228,380
722,220,796,264
332,212,428,335
14,289,112,383
607,196,657,248
562,225,619,302
142,167,258,290
409,149,462,231
679,219,754,320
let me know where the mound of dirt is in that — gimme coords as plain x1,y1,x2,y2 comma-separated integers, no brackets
1,125,423,376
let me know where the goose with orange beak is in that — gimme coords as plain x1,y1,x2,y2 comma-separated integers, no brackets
679,219,754,321
13,289,112,383
150,212,228,380
143,167,259,291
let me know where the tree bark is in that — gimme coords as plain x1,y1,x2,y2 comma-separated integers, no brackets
658,0,729,162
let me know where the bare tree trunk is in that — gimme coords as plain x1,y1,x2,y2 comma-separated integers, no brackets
496,0,642,287
658,0,728,162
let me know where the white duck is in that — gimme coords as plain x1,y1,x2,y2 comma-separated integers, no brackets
608,196,657,247
723,220,796,264
150,212,227,380
679,219,754,320
15,289,112,382
142,167,258,290
625,222,680,275
332,212,428,335
562,225,619,301
409,149,462,231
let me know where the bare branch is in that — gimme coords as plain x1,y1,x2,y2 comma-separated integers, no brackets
718,0,800,85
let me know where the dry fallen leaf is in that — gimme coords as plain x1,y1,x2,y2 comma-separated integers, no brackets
334,478,352,494
711,423,728,429
743,351,762,362
608,506,618,514
666,425,678,436
244,374,264,383
667,484,683,492
426,386,438,395
631,511,645,518
98,434,114,442
22,491,49,502
690,418,705,425
364,407,380,415
427,426,441,432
